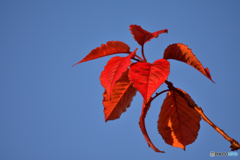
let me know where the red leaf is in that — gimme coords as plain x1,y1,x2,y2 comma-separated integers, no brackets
100,49,137,99
103,70,137,122
158,89,201,150
129,59,170,103
139,102,165,153
130,24,168,46
163,43,214,83
73,41,130,66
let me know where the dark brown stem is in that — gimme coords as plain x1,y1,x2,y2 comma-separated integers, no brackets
165,80,240,151
131,57,141,62
148,89,170,104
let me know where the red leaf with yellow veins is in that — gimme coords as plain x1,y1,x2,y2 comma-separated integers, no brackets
100,49,137,99
129,59,170,103
73,41,130,66
130,24,168,46
158,89,201,150
103,70,137,122
163,43,214,83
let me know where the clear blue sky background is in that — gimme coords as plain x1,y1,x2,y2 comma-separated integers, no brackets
0,0,239,160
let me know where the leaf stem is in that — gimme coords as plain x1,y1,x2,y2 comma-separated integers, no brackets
148,89,170,104
122,52,143,62
141,45,147,62
131,57,141,62
165,80,240,151
134,54,143,61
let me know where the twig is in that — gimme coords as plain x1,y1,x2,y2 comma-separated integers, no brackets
165,80,240,151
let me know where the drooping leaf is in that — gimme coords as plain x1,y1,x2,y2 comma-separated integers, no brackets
139,102,165,153
100,49,137,99
129,59,170,103
103,70,137,122
163,43,214,82
157,89,201,150
130,24,168,46
73,41,130,66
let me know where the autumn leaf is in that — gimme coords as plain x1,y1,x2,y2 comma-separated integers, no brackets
100,49,137,99
72,41,130,66
129,59,170,103
103,70,137,122
139,102,165,153
130,24,168,46
163,43,214,82
157,89,201,150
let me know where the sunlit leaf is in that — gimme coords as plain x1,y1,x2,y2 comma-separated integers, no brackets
129,59,170,102
139,102,165,153
103,70,137,122
163,43,214,82
100,49,137,99
130,24,168,46
158,89,201,150
73,41,130,66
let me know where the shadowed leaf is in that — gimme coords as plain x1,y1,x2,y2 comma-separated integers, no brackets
139,102,165,153
130,24,168,46
129,59,170,103
100,49,137,99
103,70,137,122
158,89,201,150
163,43,214,82
73,41,130,66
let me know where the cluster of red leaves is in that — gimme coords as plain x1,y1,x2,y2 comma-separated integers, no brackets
73,24,214,153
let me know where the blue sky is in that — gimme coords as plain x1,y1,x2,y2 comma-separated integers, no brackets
0,0,239,160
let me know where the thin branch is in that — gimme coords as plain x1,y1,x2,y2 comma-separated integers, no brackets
194,107,240,151
165,80,240,151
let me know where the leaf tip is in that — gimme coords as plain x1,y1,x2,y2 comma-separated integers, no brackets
72,61,81,67
153,29,168,38
130,48,138,58
165,29,168,34
105,118,108,123
205,67,215,83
